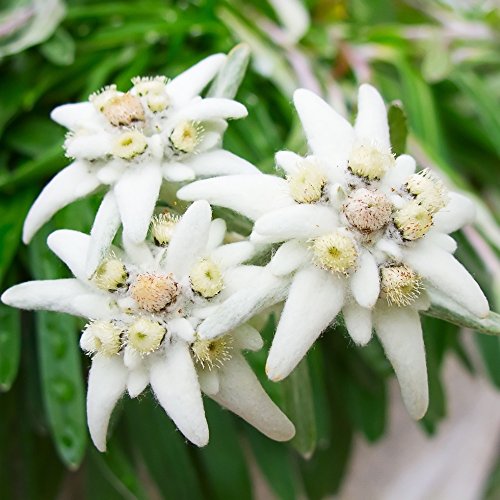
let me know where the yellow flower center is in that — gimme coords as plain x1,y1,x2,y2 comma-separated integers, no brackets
130,273,179,312
380,264,423,307
393,201,433,241
311,232,358,274
150,212,179,246
189,258,224,298
102,93,145,127
92,258,128,291
113,130,147,159
80,320,123,356
343,188,393,233
348,144,395,180
287,159,327,203
127,318,166,354
170,120,203,154
191,336,233,370
406,169,448,215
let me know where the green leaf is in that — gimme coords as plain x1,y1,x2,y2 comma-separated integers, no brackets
207,43,251,99
0,304,21,392
125,395,205,499
475,334,500,389
421,38,452,83
281,357,317,458
196,400,252,500
40,28,76,66
424,288,500,336
388,100,408,156
29,229,87,469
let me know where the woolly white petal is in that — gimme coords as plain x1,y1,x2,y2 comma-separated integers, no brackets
232,324,263,351
165,200,212,278
253,204,337,243
1,279,97,317
23,161,100,243
149,342,209,447
127,368,149,398
433,192,476,234
123,345,142,370
199,271,289,339
87,354,128,452
47,230,90,281
167,53,226,105
293,89,354,167
404,246,489,318
183,149,259,177
373,305,428,420
51,102,100,131
268,240,309,277
198,369,220,396
350,250,380,309
114,162,162,244
178,175,294,221
212,353,295,441
354,84,390,149
275,150,304,175
266,266,345,381
86,191,121,277
211,241,254,269
175,97,247,122
425,232,457,253
206,218,226,252
162,162,196,182
381,154,416,190
343,302,372,346
122,236,154,268
65,133,112,159
166,317,195,343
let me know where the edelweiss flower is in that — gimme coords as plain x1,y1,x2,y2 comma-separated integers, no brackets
23,53,259,276
178,85,489,419
2,201,294,450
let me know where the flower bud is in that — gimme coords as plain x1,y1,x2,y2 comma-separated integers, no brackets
127,318,166,354
102,93,145,127
170,120,203,154
92,258,128,291
311,231,358,274
191,336,233,370
80,320,122,356
190,258,224,298
348,144,395,180
113,130,147,159
287,159,327,204
343,188,392,233
130,273,179,312
406,169,448,215
150,212,179,246
393,201,432,241
380,264,423,307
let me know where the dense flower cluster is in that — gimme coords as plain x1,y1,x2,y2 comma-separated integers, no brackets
2,50,490,450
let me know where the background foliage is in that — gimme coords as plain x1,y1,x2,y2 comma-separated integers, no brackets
0,0,499,498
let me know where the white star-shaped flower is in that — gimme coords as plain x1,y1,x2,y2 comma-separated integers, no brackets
2,201,295,450
23,53,259,277
178,85,489,419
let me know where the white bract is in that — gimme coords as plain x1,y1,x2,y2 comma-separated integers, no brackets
23,53,259,277
2,201,295,450
178,85,489,420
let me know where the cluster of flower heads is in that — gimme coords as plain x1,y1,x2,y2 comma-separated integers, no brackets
2,52,490,451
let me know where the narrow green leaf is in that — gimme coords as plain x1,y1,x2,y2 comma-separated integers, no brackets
125,395,205,499
0,304,21,392
424,288,500,336
207,43,251,99
196,400,252,500
388,100,408,156
29,229,87,469
281,357,317,458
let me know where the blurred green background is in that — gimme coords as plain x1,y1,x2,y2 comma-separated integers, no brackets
0,0,499,498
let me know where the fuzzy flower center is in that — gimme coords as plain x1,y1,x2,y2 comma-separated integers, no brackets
406,169,448,215
311,231,358,274
102,93,145,127
393,201,433,241
92,258,128,291
191,336,233,370
80,320,122,356
132,76,168,96
90,85,120,112
189,258,224,298
130,273,179,313
343,188,393,233
170,120,203,154
150,212,179,246
113,131,147,159
127,318,166,354
380,264,423,307
287,160,327,204
348,144,395,180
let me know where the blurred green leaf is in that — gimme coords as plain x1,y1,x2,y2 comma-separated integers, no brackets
282,357,317,458
0,304,21,391
40,28,76,66
388,100,408,156
475,334,500,389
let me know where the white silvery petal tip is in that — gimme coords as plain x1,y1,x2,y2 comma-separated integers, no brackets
47,229,90,281
50,102,97,130
343,303,373,346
